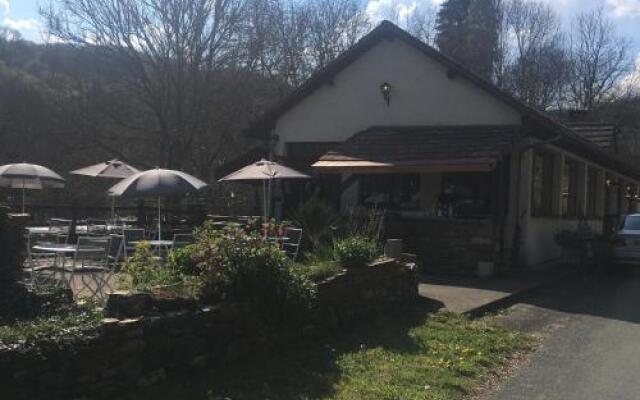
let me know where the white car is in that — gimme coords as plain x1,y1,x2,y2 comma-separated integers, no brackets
612,214,640,266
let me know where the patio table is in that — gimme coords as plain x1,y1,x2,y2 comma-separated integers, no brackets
26,226,69,234
131,240,174,254
32,243,105,269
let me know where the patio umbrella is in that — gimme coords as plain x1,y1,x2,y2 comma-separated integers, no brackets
70,159,140,219
107,168,208,240
0,163,65,214
218,159,310,220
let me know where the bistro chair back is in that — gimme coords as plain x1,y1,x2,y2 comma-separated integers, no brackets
107,234,125,269
86,218,108,234
282,227,303,262
49,218,72,243
26,232,60,284
172,233,195,250
72,236,111,271
123,228,146,258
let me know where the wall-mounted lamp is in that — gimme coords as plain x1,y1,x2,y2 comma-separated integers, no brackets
380,82,391,106
606,179,620,187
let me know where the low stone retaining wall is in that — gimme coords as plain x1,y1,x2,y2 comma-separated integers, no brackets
0,260,418,400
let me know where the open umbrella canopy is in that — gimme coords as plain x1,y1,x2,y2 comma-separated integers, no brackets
218,159,310,182
0,163,65,189
218,159,309,220
108,168,208,198
108,168,207,241
70,159,140,179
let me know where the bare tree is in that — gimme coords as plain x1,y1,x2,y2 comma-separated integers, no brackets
306,0,370,69
501,0,569,109
244,0,369,89
375,0,437,45
41,0,251,178
568,7,632,110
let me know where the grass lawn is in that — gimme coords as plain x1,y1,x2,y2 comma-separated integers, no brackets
145,308,532,400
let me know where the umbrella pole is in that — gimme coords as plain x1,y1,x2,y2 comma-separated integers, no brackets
262,180,267,221
111,197,116,222
268,178,273,221
21,181,25,214
157,196,162,242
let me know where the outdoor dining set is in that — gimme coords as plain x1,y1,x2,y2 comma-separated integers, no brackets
0,157,310,300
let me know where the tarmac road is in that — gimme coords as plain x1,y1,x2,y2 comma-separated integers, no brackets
488,270,640,400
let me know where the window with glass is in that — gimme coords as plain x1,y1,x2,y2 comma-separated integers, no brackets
586,167,599,217
440,172,493,217
531,150,554,217
359,174,420,210
561,158,579,217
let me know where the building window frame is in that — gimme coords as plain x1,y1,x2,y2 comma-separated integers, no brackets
585,167,600,218
561,157,580,218
531,149,555,217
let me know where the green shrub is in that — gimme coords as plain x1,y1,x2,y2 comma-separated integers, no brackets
298,263,343,282
167,244,198,275
341,206,385,241
333,235,379,268
120,242,181,292
0,301,103,349
192,225,316,325
296,246,343,282
289,194,341,250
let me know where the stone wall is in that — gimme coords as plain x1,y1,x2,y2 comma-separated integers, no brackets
415,218,495,275
0,260,418,400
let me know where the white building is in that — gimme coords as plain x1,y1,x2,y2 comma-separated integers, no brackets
246,21,640,273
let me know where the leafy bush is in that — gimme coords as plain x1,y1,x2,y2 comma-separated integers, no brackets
120,242,182,292
289,194,341,250
167,244,198,275
298,263,344,282
0,301,102,349
341,206,385,241
192,224,316,325
333,235,379,268
296,246,343,282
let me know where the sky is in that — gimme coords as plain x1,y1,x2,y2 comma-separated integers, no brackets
2,0,640,75
3,0,639,47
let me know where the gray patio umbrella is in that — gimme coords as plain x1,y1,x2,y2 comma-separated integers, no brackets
70,159,140,219
0,163,65,214
108,168,208,240
218,159,310,220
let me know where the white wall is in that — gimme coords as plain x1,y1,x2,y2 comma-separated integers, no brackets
525,218,603,266
273,39,521,155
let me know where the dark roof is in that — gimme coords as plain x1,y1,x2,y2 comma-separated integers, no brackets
248,20,640,181
566,123,618,151
318,126,520,164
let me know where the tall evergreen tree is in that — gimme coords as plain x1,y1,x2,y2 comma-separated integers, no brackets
436,0,500,79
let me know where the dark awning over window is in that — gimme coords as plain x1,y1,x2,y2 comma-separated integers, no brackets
312,125,520,173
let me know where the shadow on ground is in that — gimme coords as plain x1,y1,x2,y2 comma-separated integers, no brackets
511,267,640,325
134,297,444,400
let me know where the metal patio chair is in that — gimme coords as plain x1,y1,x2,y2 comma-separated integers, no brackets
282,227,303,262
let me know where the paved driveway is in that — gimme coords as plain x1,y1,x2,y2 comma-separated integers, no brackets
488,271,640,400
